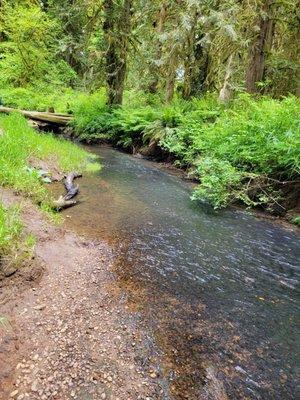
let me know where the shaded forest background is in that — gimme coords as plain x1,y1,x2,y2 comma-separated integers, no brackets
0,0,299,102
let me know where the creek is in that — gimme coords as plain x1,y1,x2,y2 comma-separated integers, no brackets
60,146,299,399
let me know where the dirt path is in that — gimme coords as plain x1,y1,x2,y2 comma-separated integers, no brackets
0,190,162,400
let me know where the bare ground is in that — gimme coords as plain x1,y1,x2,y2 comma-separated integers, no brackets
0,190,163,400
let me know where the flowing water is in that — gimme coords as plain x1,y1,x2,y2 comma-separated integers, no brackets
60,146,299,399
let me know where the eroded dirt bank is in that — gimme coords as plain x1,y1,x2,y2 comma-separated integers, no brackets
0,190,167,400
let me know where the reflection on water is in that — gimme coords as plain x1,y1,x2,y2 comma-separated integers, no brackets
62,146,300,399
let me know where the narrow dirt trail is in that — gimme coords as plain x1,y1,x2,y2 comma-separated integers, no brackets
0,190,162,400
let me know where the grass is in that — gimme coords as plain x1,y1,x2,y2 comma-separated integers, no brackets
292,215,300,226
0,111,97,266
0,112,91,206
0,202,35,276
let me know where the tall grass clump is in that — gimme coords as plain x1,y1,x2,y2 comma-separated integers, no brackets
0,202,35,275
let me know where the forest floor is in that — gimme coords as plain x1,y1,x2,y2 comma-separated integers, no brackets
0,189,165,400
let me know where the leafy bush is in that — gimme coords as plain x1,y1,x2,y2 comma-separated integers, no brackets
162,94,300,210
0,3,76,88
191,158,245,208
72,91,187,148
71,89,109,138
292,216,300,226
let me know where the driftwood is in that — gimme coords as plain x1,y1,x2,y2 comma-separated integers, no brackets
53,172,82,210
0,106,73,126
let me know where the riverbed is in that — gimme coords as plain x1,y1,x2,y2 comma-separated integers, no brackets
61,146,299,399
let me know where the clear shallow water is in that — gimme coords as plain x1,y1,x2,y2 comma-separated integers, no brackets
62,146,300,399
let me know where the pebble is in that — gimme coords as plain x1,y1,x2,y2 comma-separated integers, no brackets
33,303,46,311
4,244,160,400
31,380,39,392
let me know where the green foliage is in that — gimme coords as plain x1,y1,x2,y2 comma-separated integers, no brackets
191,158,245,208
0,86,78,113
162,94,300,210
71,89,113,141
72,90,186,147
292,216,300,226
0,113,89,206
71,89,159,144
0,203,22,256
0,2,76,88
0,0,297,220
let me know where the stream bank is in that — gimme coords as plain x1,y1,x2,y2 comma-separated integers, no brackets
0,189,166,400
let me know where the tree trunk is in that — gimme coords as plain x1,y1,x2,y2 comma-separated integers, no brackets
218,54,233,103
165,45,178,103
103,0,133,106
165,70,176,103
245,0,275,93
148,2,168,94
0,106,72,125
182,10,198,99
183,32,209,99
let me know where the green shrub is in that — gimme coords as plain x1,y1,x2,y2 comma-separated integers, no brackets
71,89,109,137
72,91,187,149
292,215,300,226
191,158,245,208
162,94,300,210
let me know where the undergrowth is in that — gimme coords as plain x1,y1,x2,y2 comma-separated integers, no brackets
0,112,95,263
0,86,77,113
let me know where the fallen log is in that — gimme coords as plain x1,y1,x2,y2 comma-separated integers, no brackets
53,172,82,210
28,119,52,130
0,106,73,126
